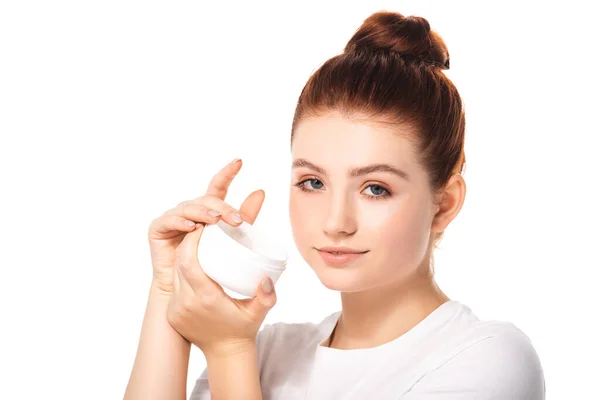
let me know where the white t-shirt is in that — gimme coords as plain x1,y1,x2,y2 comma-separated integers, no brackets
190,300,545,399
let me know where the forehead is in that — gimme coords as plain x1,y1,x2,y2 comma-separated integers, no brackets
291,114,420,169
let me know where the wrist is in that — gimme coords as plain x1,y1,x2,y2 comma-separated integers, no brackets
204,339,257,361
203,341,262,399
150,280,173,297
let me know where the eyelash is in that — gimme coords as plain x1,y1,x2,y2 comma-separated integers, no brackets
294,178,392,200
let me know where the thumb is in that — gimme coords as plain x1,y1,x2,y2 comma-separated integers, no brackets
238,189,265,225
247,276,277,316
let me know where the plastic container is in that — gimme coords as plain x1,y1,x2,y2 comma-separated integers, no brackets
197,219,288,298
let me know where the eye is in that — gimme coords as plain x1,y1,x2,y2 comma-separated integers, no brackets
294,178,324,192
363,184,391,199
294,179,391,200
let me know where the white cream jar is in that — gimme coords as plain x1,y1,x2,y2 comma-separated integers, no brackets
198,219,288,298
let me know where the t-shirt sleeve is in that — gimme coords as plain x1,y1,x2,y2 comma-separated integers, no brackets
188,366,209,400
188,323,275,400
402,328,546,399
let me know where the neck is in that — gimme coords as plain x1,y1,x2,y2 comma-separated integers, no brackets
329,266,450,350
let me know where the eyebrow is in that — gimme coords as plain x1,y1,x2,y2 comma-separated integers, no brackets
292,158,410,181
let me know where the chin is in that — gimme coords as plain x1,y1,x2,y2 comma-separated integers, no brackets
308,256,373,293
315,272,363,292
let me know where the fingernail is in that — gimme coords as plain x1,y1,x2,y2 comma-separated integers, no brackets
230,158,241,164
208,209,221,217
231,213,243,223
261,277,273,293
184,220,196,227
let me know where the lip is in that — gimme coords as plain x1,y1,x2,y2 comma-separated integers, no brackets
316,246,369,254
316,247,369,266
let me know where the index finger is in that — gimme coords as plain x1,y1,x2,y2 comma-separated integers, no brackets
205,158,242,199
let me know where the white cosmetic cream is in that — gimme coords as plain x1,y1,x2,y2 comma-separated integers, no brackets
197,219,288,298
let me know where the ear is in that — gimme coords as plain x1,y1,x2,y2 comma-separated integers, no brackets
431,173,466,233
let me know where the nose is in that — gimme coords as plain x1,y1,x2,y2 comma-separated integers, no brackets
323,191,357,237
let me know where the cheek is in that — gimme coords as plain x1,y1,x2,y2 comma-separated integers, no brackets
360,197,432,264
289,191,314,246
289,194,300,230
359,199,402,229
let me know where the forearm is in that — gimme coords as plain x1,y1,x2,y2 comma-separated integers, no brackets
204,344,262,400
124,284,191,400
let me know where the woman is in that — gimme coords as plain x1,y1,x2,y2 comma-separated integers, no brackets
125,10,545,400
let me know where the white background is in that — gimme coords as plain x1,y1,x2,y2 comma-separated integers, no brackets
1,1,598,399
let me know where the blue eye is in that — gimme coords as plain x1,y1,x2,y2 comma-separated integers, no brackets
294,179,391,200
294,178,324,191
364,185,389,198
307,179,324,190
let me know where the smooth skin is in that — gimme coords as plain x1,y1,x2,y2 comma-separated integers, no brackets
289,113,465,349
124,158,276,400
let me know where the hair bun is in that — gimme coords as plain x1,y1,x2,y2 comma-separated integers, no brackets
345,11,450,69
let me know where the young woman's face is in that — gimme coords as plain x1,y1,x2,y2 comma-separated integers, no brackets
289,113,439,293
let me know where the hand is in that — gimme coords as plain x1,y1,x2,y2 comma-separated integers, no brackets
166,211,277,357
147,158,265,294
